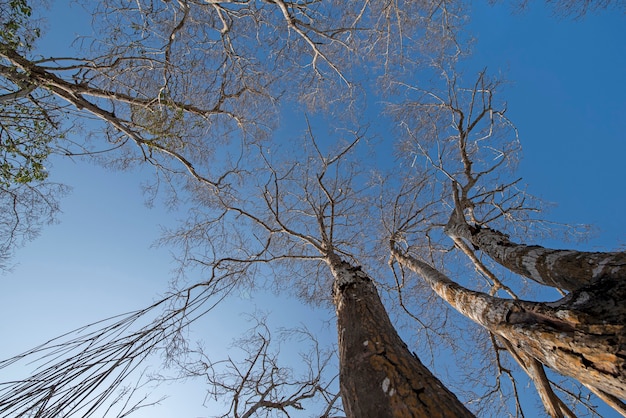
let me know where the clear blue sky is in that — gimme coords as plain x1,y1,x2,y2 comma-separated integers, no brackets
0,1,624,417
468,2,626,252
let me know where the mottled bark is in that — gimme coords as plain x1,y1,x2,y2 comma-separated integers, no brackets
327,254,474,418
444,213,626,291
391,245,626,401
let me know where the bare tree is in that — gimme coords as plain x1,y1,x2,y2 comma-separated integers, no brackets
391,243,626,415
173,129,475,416
0,0,465,271
169,314,343,417
0,125,478,417
0,0,478,415
388,69,626,417
4,0,622,417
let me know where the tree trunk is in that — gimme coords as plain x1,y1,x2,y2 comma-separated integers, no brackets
327,254,474,418
391,244,626,401
444,212,626,292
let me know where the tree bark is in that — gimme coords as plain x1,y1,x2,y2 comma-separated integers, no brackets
327,254,474,418
391,244,626,401
444,212,626,292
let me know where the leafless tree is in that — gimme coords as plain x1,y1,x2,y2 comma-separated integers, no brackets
166,313,343,417
388,69,626,417
0,0,476,415
0,0,465,269
164,125,475,416
0,123,478,417
4,1,622,417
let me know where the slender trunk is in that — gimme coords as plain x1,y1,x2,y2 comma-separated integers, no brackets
391,244,626,401
326,254,474,418
500,338,575,418
444,212,626,292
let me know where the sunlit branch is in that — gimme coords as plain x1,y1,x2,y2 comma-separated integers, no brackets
269,0,349,85
391,240,626,403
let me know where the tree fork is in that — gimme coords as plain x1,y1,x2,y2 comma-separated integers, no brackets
327,255,474,417
391,244,626,402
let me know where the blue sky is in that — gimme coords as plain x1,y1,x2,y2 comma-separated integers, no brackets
467,2,626,250
1,1,625,417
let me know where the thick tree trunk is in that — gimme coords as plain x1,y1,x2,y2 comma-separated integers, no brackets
391,245,626,401
327,254,474,418
444,213,626,291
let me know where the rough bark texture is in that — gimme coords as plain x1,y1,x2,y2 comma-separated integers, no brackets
391,246,626,400
444,215,626,292
328,256,474,418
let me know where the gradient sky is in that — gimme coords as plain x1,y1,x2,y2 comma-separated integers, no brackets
1,1,624,417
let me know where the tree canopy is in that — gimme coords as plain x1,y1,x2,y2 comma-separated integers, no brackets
0,0,624,417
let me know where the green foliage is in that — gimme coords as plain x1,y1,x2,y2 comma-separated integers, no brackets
130,103,187,150
0,0,56,187
0,99,58,188
0,0,40,50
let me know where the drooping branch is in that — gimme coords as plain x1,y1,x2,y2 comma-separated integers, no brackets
0,270,237,417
